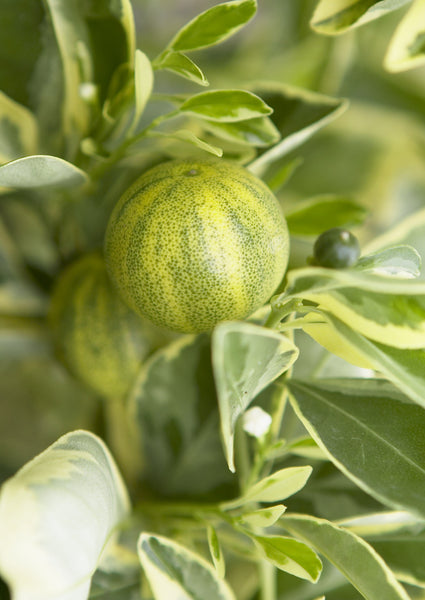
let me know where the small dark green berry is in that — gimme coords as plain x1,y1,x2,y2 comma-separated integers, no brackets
313,227,360,269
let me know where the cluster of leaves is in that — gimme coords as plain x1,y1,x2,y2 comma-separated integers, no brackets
2,1,425,600
311,0,425,72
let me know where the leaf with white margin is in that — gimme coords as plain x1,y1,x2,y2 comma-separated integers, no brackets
252,534,322,582
167,0,257,52
129,50,153,134
311,0,411,35
247,84,348,178
212,321,299,472
138,533,235,600
282,266,425,349
385,0,425,72
0,430,130,600
224,466,312,512
152,129,223,157
305,311,425,408
0,155,88,189
282,514,411,600
180,90,272,123
0,91,38,162
236,466,312,507
288,378,425,519
355,245,421,278
207,525,225,578
43,0,94,142
239,505,287,529
154,51,209,86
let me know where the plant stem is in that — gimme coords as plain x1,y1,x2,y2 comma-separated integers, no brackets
260,560,277,600
88,110,179,181
104,396,143,491
264,298,303,330
235,419,252,496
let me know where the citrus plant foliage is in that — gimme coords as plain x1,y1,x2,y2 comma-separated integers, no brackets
310,0,425,72
2,1,425,600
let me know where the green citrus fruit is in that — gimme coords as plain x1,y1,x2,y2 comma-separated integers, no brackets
104,158,289,333
48,252,165,398
313,227,360,269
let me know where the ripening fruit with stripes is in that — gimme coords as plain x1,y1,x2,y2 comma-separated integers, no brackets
48,252,167,398
104,158,289,333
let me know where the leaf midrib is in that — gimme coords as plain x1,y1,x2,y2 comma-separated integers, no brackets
290,380,425,476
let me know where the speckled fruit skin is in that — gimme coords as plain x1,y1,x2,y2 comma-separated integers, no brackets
104,158,289,333
48,252,164,398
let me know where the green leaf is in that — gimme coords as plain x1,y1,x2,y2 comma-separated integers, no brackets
282,514,411,600
212,321,299,472
0,0,44,106
129,334,235,497
239,505,287,529
0,155,89,189
263,157,303,193
89,569,141,600
252,535,322,582
137,533,236,600
286,195,368,236
0,91,38,162
283,267,425,349
363,206,425,267
288,378,425,519
155,51,209,86
202,117,280,147
43,0,94,152
207,526,226,578
385,0,425,71
152,129,223,157
240,466,312,504
167,0,257,52
305,287,425,349
356,245,421,278
0,430,130,600
341,510,421,538
248,84,348,177
284,265,425,296
370,534,425,587
343,512,425,588
0,194,59,273
28,12,64,150
101,63,134,124
301,310,425,408
311,0,411,35
180,90,273,123
0,334,98,476
107,0,136,62
129,49,154,133
81,0,136,105
284,437,328,460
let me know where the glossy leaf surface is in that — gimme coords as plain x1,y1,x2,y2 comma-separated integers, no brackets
282,514,411,600
212,321,299,472
0,430,130,600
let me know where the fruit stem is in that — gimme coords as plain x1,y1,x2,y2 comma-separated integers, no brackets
264,298,303,329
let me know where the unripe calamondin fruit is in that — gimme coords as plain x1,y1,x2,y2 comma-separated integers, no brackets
313,227,361,269
104,158,290,334
48,252,166,398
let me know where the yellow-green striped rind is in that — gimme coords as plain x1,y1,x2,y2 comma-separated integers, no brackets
48,252,164,398
104,158,289,333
